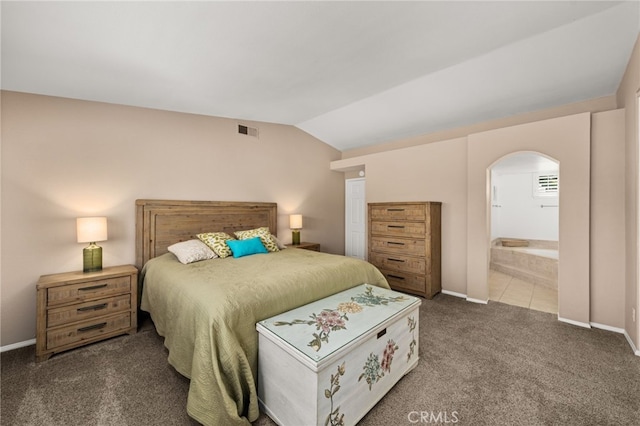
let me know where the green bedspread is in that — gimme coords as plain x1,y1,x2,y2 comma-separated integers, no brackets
140,248,388,426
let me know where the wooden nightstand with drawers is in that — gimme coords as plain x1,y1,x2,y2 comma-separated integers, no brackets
36,265,138,362
285,242,321,251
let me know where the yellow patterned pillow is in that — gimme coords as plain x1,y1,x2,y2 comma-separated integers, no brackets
196,232,234,258
234,227,280,252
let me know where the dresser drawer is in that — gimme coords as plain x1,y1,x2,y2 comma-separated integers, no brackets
47,294,131,328
47,275,131,306
369,252,426,275
46,312,132,350
370,236,425,256
370,204,426,221
379,269,426,294
370,221,426,238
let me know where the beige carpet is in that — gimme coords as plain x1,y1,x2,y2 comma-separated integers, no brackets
2,294,639,425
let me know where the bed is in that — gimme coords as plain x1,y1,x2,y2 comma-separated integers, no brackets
136,200,389,426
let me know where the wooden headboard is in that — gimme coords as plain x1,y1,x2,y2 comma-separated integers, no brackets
135,200,277,270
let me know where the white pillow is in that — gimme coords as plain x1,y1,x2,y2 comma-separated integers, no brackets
168,239,217,264
272,235,287,249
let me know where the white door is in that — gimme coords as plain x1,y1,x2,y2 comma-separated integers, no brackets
345,178,366,259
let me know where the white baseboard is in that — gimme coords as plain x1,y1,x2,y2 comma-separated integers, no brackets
589,323,639,356
590,322,625,334
1,338,35,353
466,297,488,304
441,290,467,299
441,290,489,304
623,330,640,356
558,316,591,329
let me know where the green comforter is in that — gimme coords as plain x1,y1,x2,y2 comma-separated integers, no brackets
140,249,388,426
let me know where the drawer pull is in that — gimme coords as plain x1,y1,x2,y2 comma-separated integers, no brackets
77,303,108,312
387,225,405,229
78,283,108,292
78,322,107,332
377,328,387,339
387,258,405,263
387,241,405,246
387,208,405,212
387,274,405,280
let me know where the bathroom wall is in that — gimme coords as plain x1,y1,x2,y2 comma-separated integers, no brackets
490,167,559,241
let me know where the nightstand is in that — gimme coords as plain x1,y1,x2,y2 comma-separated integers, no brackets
286,242,320,252
36,265,138,362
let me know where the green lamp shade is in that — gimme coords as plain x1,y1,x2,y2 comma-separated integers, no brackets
83,243,103,273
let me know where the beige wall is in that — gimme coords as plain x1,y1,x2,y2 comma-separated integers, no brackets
1,91,345,347
591,110,626,328
346,137,469,295
333,108,626,330
616,34,640,351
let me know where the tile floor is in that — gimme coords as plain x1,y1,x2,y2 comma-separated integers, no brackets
488,269,558,314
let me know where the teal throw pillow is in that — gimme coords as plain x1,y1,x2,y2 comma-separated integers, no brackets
226,237,268,258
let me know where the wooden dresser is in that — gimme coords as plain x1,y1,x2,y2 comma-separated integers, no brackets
36,265,138,361
368,202,442,299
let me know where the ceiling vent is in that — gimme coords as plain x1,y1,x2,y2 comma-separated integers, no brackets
238,124,259,138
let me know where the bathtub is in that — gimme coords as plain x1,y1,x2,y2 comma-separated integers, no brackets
513,247,559,260
490,239,558,289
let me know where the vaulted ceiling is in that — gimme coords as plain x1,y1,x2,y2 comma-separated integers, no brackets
2,1,638,151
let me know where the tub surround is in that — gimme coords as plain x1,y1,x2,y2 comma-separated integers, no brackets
490,239,558,289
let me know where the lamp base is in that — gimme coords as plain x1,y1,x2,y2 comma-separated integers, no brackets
292,230,300,245
83,243,103,273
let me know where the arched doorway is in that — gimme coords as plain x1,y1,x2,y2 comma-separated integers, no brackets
466,112,591,327
488,152,559,313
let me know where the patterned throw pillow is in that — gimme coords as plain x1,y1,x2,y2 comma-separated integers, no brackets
167,239,217,264
234,227,280,252
196,232,234,258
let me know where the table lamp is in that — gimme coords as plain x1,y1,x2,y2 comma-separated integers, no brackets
77,217,108,273
289,214,303,245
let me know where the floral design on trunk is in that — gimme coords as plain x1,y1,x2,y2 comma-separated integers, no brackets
359,339,399,390
273,308,352,352
272,286,407,352
350,286,408,307
407,316,417,362
324,362,346,426
309,309,349,352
